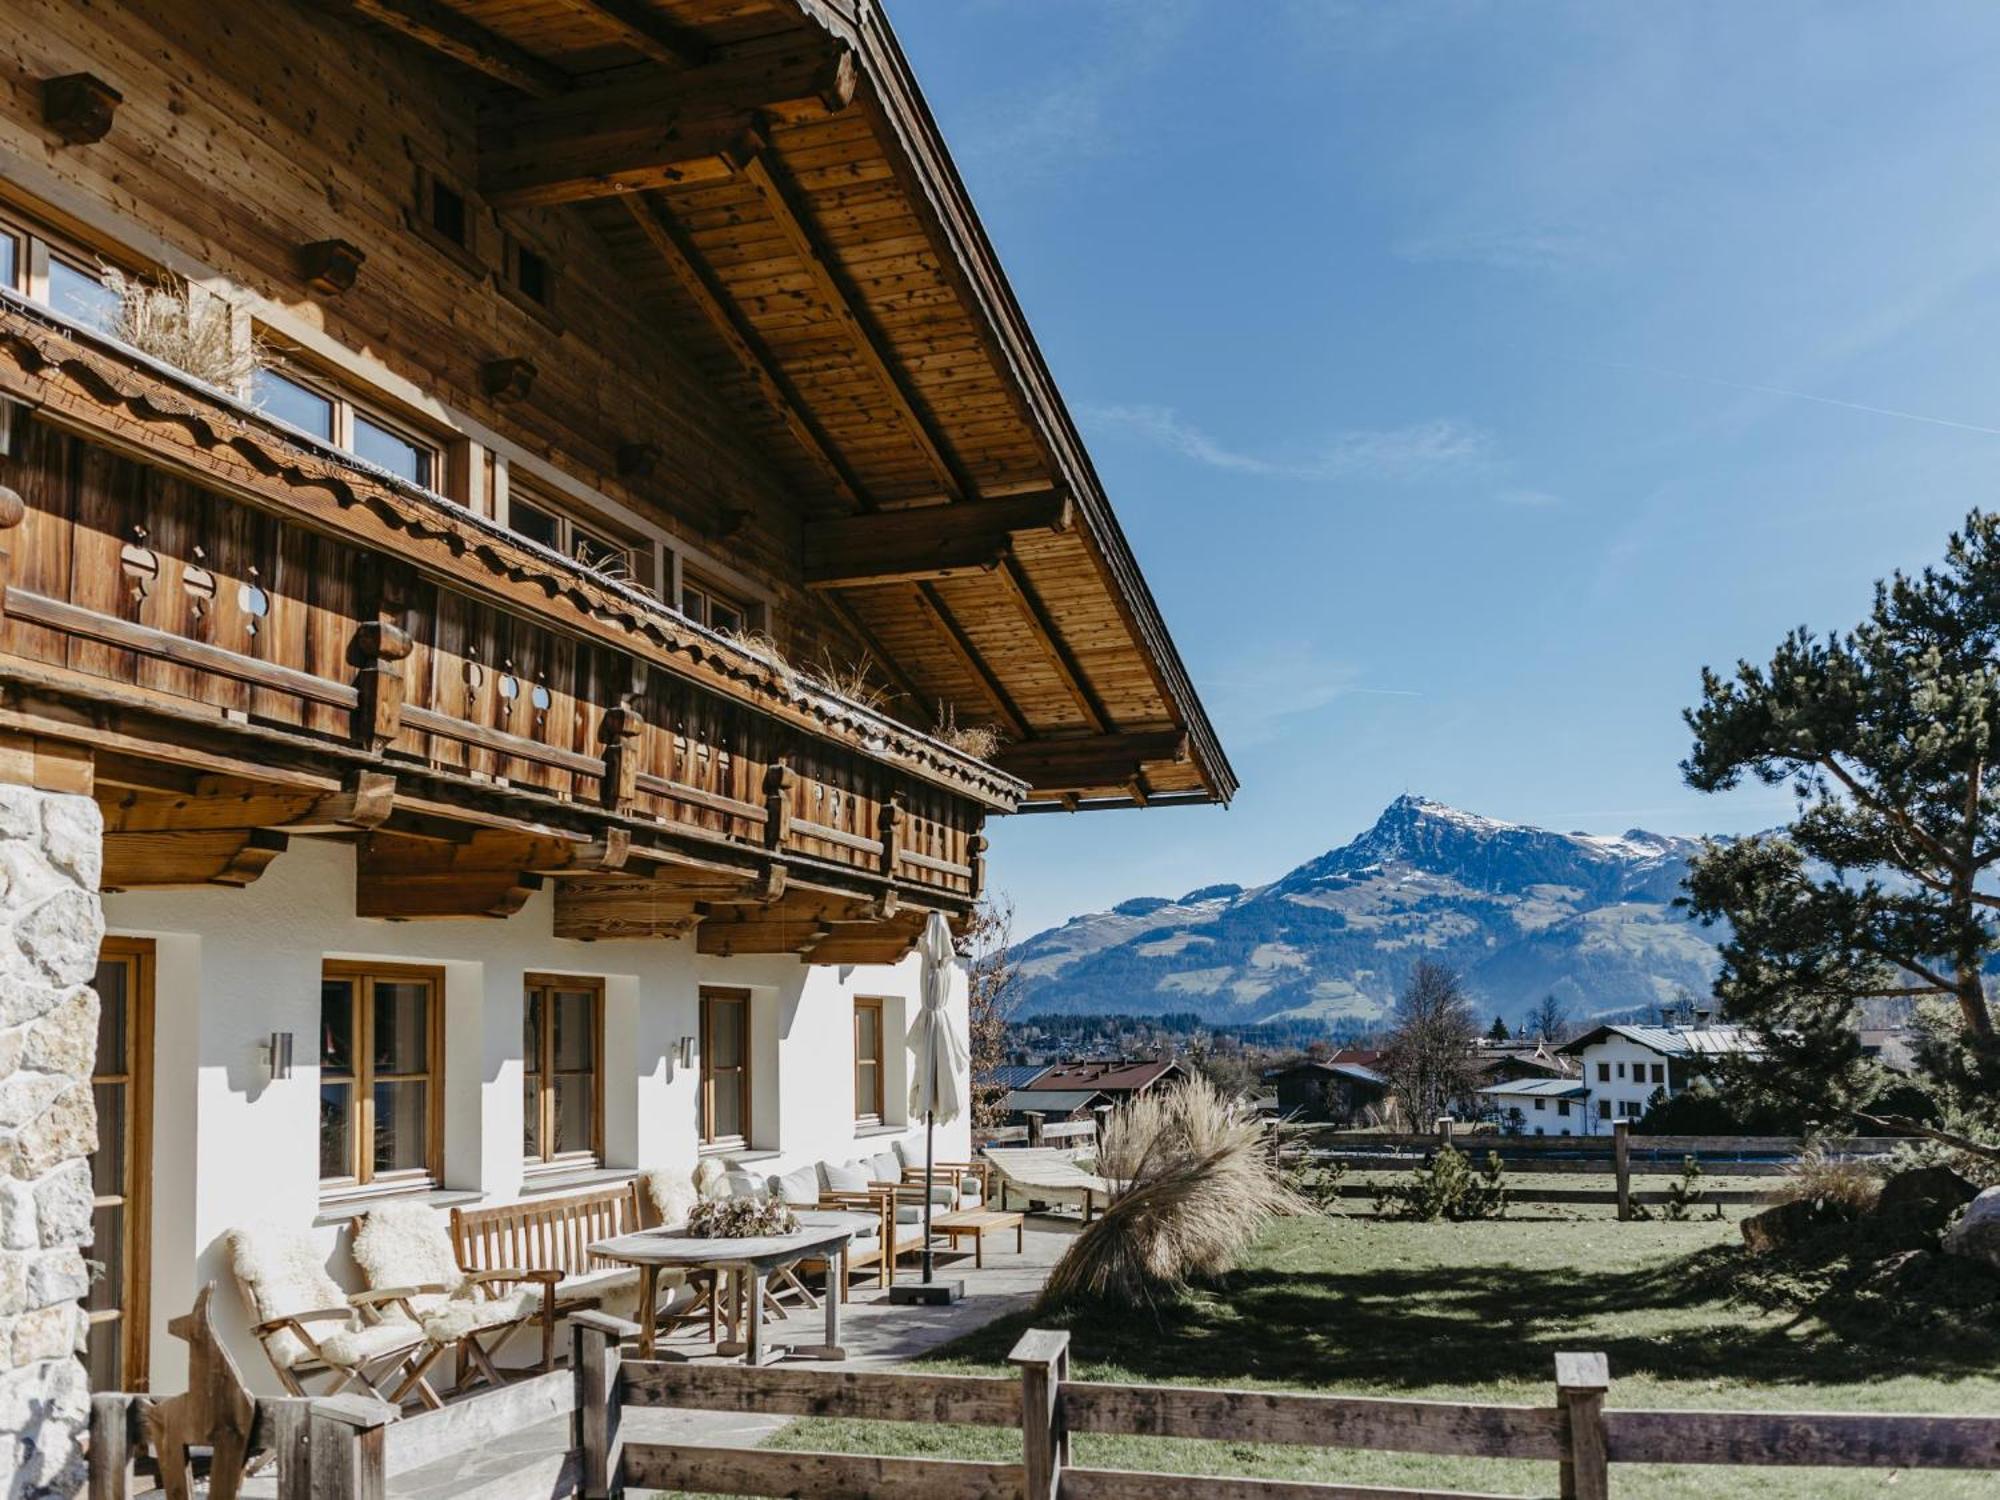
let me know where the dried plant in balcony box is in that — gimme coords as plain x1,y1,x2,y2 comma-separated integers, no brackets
933,702,1002,761
1041,1077,1302,1312
808,648,894,712
684,1196,799,1240
102,269,259,391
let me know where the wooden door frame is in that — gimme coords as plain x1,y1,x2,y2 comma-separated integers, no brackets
94,936,154,1392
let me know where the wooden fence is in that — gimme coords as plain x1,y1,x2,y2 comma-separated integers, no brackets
569,1313,2000,1500
88,1389,392,1499
1295,1121,1898,1219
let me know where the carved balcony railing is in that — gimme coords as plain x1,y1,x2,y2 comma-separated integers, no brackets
0,299,1015,949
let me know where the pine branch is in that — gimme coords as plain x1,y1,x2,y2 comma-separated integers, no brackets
1852,1110,2000,1164
1816,754,1960,875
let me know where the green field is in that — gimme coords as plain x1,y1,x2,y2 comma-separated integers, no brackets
764,1212,2000,1498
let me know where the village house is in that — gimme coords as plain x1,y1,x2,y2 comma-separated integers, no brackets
1266,1055,1391,1125
1488,1024,1752,1136
0,0,1234,1480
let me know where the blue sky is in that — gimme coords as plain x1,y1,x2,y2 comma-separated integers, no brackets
889,2,2000,938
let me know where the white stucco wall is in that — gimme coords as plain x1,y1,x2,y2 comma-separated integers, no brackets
1577,1036,1674,1127
104,838,968,1392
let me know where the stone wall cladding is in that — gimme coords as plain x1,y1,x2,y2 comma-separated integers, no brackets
0,786,101,1498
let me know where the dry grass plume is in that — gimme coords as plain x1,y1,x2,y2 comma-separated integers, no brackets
1040,1077,1302,1312
105,270,257,390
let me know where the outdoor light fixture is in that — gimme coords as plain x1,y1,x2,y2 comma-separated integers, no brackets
263,1031,294,1081
675,1035,695,1070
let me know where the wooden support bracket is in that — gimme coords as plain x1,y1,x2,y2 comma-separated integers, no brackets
42,73,122,145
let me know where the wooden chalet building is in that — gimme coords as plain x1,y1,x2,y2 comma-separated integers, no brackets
0,0,1232,1480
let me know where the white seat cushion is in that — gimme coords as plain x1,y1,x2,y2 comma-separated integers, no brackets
867,1150,902,1185
316,1319,425,1371
770,1164,821,1207
821,1160,871,1194
228,1222,364,1371
350,1201,465,1320
420,1288,539,1344
720,1169,768,1201
645,1168,700,1230
893,1203,924,1225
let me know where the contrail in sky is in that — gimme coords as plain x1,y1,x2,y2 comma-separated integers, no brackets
1583,356,2000,438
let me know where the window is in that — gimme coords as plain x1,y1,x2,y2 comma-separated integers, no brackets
252,361,439,490
430,179,468,249
1557,1100,1572,1117
1650,1063,1665,1085
680,572,754,636
1532,1097,1546,1112
500,232,556,317
508,487,644,584
1596,1062,1610,1083
1597,1099,1611,1121
48,256,117,334
1621,1100,1642,1119
854,998,885,1124
699,988,750,1148
524,977,602,1168
320,964,443,1193
411,163,483,271
1615,1062,1626,1080
0,230,18,292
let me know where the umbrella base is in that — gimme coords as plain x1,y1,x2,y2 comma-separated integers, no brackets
888,1279,964,1306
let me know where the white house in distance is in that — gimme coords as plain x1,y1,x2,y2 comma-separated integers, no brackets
0,0,1236,1476
1479,1020,1757,1135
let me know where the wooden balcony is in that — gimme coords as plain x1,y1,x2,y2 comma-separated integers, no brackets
0,298,1020,959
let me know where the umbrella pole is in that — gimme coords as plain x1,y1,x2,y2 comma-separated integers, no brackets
922,1106,936,1283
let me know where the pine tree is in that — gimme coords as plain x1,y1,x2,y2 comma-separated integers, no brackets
1682,510,2000,1154
1487,1015,1510,1042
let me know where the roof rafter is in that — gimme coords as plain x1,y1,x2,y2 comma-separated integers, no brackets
559,0,709,68
804,490,1069,589
328,0,570,98
989,557,1110,735
909,582,1028,741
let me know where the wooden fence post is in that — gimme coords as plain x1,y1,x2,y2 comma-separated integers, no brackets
1009,1328,1071,1500
87,1393,138,1499
1555,1351,1610,1500
1435,1116,1454,1149
1613,1120,1632,1221
266,1396,315,1500
572,1311,634,1500
307,1393,392,1500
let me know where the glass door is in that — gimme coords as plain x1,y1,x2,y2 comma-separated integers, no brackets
88,938,153,1393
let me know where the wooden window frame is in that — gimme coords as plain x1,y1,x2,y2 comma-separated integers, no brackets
679,569,761,636
252,350,443,492
507,482,646,587
319,961,446,1198
409,162,485,277
523,974,605,1171
92,937,154,1394
854,996,885,1126
698,987,752,1151
497,228,562,328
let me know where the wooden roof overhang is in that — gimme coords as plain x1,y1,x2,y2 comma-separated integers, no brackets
321,0,1237,814
0,296,1011,959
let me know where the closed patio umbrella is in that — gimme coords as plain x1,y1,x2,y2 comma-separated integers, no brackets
904,909,966,1293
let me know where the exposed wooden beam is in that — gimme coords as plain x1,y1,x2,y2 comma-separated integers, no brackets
988,558,1110,735
562,0,709,67
100,770,395,835
102,828,289,890
553,874,706,940
805,491,1070,589
909,582,1028,741
622,196,863,505
814,591,926,714
326,0,570,98
739,150,971,502
480,48,855,208
353,829,613,918
992,731,1188,792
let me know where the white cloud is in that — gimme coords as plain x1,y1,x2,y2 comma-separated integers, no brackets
1081,403,1493,483
1394,225,1606,273
1200,644,1420,748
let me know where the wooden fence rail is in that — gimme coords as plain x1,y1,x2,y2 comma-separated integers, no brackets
88,1389,392,1499
567,1312,2000,1500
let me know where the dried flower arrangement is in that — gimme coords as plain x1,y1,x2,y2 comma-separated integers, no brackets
685,1195,799,1239
809,648,895,712
103,269,259,390
933,702,1003,761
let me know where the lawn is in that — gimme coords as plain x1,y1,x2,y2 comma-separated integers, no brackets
761,1211,2000,1498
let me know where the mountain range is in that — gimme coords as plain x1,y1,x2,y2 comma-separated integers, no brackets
1010,795,1723,1029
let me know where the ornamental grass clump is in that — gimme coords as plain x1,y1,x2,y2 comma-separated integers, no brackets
1777,1141,1885,1216
1040,1077,1302,1312
104,269,258,390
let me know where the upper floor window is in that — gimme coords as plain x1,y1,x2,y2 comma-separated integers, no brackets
48,255,117,333
1595,1062,1610,1083
508,486,648,587
681,572,754,636
500,231,556,319
0,229,17,291
855,997,885,1125
252,362,439,490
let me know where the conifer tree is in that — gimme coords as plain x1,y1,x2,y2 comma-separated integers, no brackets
1682,511,2000,1153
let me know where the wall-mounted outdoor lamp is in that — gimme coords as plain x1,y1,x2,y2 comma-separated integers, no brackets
675,1035,695,1070
263,1031,295,1081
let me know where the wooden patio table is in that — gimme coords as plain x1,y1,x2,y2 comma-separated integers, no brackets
588,1214,864,1366
930,1207,1025,1268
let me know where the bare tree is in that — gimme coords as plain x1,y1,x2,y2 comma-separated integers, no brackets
1529,992,1572,1046
1381,961,1481,1124
957,895,1020,1132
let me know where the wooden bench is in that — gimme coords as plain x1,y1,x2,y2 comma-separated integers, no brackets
813,1184,930,1298
449,1182,648,1370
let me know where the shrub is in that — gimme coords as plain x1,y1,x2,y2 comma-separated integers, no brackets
1376,1145,1507,1222
1778,1140,1885,1216
1631,1156,1713,1221
1040,1078,1301,1311
107,270,258,389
